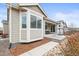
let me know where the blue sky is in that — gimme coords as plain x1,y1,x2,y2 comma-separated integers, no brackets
0,3,79,27
40,3,79,27
0,3,7,27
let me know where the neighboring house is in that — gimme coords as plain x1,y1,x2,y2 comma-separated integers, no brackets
2,20,9,35
5,3,67,44
0,27,3,35
56,20,68,35
0,27,3,32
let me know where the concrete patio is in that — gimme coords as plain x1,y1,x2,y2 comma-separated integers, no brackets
45,34,66,43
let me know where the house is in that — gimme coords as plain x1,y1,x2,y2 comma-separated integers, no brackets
56,20,68,35
0,27,3,35
0,27,3,32
7,3,57,43
5,3,67,44
2,20,9,35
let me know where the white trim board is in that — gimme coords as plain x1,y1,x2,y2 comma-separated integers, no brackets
19,9,21,42
19,10,27,42
9,7,12,43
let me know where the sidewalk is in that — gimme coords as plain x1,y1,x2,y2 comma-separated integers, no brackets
0,39,12,56
20,41,58,56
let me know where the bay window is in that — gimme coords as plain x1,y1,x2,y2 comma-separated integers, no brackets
31,15,36,28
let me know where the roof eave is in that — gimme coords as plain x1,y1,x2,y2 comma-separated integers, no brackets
19,3,47,17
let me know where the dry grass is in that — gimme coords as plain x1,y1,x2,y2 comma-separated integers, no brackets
64,31,79,36
60,32,79,56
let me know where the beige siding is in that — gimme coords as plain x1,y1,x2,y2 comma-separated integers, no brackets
21,30,27,40
11,8,20,43
3,23,9,34
30,30,42,40
10,6,44,43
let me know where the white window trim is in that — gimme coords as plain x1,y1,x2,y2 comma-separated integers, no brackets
19,10,21,42
19,10,28,42
20,12,27,30
26,11,30,42
9,7,12,43
30,12,43,30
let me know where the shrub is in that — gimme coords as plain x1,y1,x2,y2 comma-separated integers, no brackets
60,32,79,56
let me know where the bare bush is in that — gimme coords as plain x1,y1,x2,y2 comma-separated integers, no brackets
60,32,79,56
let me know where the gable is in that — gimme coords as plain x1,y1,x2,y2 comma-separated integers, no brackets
21,6,46,17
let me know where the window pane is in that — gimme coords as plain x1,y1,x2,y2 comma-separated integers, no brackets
45,23,47,29
53,25,55,32
59,25,60,27
31,15,36,28
22,14,26,28
37,19,41,28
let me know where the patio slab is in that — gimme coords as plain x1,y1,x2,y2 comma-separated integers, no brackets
0,39,12,56
45,34,66,40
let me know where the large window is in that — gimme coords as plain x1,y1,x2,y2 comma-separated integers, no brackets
22,13,27,28
45,23,48,29
31,15,36,28
52,25,55,32
30,15,42,29
59,25,61,27
37,19,41,28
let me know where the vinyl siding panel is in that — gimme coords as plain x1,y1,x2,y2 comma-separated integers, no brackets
21,30,27,40
30,30,43,40
11,8,20,43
